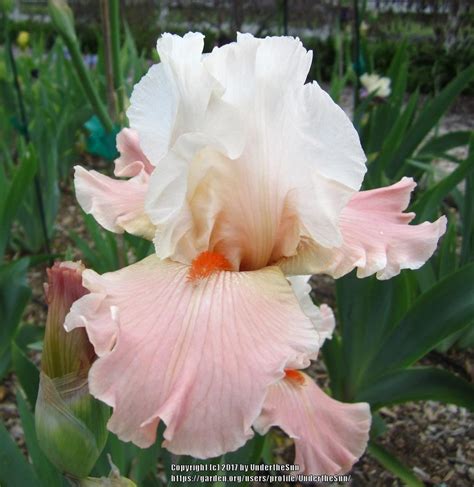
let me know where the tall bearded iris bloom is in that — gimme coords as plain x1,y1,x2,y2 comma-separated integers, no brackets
67,33,445,473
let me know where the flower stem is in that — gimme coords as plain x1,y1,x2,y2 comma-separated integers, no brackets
64,35,114,133
109,0,125,119
100,0,117,122
49,0,114,133
353,0,361,109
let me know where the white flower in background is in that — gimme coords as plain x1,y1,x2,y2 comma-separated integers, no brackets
360,21,369,35
360,72,391,98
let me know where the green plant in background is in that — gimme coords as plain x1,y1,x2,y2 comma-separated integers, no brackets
355,41,474,353
0,0,149,254
324,264,474,486
319,26,474,483
1,12,51,256
0,113,37,382
49,0,113,134
0,258,31,381
69,213,153,274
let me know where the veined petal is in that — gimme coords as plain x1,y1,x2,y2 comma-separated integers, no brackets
254,371,371,474
74,166,155,240
280,178,447,279
288,275,335,347
64,255,319,457
114,128,154,177
127,61,178,165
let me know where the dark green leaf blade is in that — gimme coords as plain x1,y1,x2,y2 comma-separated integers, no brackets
357,367,474,411
411,138,474,222
0,422,40,487
367,263,474,378
388,64,474,178
11,342,40,408
418,130,472,157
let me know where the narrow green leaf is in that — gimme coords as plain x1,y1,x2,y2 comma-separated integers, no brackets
413,261,437,293
369,413,387,439
368,263,474,377
418,130,472,157
0,422,40,487
0,147,37,260
388,64,474,178
48,0,113,133
358,367,474,411
437,216,458,279
411,145,474,222
461,145,474,265
11,341,40,408
387,40,408,104
369,91,419,185
0,258,31,380
130,441,160,484
14,324,45,355
368,441,424,487
458,324,474,349
336,271,414,396
69,231,101,270
322,335,345,400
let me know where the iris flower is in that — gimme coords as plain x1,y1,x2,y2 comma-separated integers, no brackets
67,33,445,473
360,72,391,99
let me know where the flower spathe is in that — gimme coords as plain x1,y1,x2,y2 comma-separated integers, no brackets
70,32,446,472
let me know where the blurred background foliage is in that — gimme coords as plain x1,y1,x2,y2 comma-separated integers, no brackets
0,0,473,486
6,0,474,94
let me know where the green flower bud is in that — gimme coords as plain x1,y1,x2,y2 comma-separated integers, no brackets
48,0,76,41
36,262,109,478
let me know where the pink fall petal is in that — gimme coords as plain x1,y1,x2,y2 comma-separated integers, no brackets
280,177,447,279
254,372,371,475
74,166,155,240
64,255,320,458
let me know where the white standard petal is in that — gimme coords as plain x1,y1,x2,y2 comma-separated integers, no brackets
144,34,366,272
127,33,244,167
